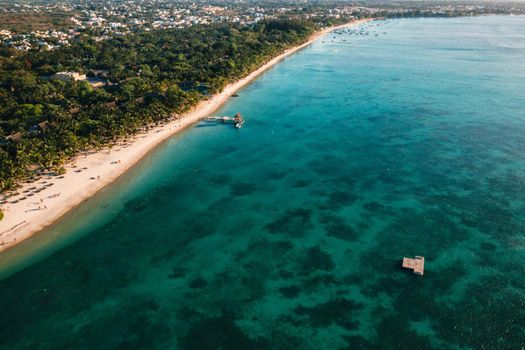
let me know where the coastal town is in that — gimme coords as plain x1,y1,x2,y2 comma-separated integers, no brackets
0,14,373,248
1,0,525,247
0,0,524,348
1,0,524,51
1,0,525,239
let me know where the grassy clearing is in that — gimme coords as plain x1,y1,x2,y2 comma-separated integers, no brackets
0,12,73,32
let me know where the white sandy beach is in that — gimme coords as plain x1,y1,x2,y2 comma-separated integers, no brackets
0,19,371,253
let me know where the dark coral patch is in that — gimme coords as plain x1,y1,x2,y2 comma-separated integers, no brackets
320,214,358,241
292,179,310,188
180,315,268,350
326,191,359,208
124,197,148,213
189,277,208,289
229,182,259,197
299,246,334,275
278,285,301,299
278,270,293,279
235,239,294,263
266,208,313,237
181,215,218,241
267,171,287,181
341,335,374,349
480,242,497,252
209,173,232,186
362,201,386,213
301,273,337,289
177,306,203,322
294,298,362,330
168,266,187,279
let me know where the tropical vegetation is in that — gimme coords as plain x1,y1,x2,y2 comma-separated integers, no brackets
0,19,316,191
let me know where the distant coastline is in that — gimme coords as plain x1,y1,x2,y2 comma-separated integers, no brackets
0,18,373,253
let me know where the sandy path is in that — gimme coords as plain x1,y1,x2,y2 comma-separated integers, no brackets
0,19,372,253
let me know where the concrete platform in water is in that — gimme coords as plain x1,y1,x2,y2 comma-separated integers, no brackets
402,256,425,275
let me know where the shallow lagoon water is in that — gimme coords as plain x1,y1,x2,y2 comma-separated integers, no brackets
1,16,525,349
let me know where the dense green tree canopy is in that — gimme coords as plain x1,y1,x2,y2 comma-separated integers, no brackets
0,20,316,191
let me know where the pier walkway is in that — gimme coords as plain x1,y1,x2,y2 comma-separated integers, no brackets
205,112,245,128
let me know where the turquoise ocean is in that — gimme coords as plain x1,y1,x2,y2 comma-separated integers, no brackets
0,16,524,349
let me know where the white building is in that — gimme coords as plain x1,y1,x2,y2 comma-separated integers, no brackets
52,71,87,82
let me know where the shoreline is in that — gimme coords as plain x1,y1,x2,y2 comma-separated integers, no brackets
0,18,372,253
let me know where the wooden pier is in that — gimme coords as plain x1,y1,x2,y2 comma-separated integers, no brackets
205,112,245,128
402,256,425,275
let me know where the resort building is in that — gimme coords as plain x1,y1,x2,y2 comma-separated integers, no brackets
51,72,87,82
